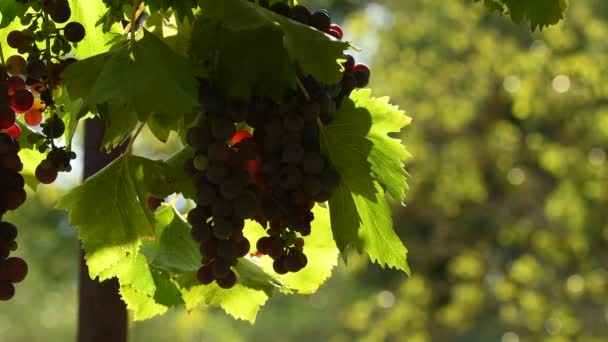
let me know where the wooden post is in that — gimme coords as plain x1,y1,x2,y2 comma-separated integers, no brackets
77,117,128,342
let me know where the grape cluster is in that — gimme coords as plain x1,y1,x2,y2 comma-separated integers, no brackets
0,134,28,301
186,86,259,289
3,0,81,185
185,2,371,287
7,0,86,57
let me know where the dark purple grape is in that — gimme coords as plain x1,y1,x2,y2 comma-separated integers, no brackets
310,10,331,32
0,222,17,242
0,257,28,283
64,22,85,43
197,265,214,285
0,281,15,301
273,257,288,275
211,259,232,279
216,270,237,289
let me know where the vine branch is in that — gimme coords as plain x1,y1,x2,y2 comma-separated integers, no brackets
0,41,5,65
296,76,311,102
125,121,146,153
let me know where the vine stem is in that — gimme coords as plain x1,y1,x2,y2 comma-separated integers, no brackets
0,41,5,65
296,76,311,102
125,121,146,153
43,12,54,99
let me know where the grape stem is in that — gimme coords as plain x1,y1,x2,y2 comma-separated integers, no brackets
43,12,54,99
295,76,311,102
0,41,5,65
125,121,146,153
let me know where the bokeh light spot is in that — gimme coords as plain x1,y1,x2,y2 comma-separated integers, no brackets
552,75,571,93
376,290,396,308
503,76,521,93
502,331,520,342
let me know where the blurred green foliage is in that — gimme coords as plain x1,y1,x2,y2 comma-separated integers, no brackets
3,0,608,341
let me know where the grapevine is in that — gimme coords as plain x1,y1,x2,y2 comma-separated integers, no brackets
0,0,569,329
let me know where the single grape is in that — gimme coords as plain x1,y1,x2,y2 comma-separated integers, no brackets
310,10,331,32
64,22,85,43
7,31,26,49
7,76,26,96
0,222,18,242
6,56,27,76
0,153,23,173
270,2,291,17
191,223,211,243
273,257,288,275
291,5,311,25
50,0,71,23
24,108,43,126
187,206,211,225
0,188,26,210
230,130,253,146
233,191,257,219
211,117,236,141
329,24,343,39
10,89,35,113
196,265,214,285
212,218,234,240
35,162,59,184
27,59,47,81
235,238,250,257
215,270,237,289
217,240,237,260
0,281,15,301
193,154,208,171
211,259,232,279
0,257,28,283
0,107,16,130
282,143,304,164
279,165,303,190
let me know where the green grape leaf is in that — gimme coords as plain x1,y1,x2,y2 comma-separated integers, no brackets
119,285,170,321
165,146,196,199
190,22,296,99
119,268,184,321
15,122,44,190
145,0,197,23
331,89,412,201
61,31,199,137
98,253,155,295
243,205,339,294
94,102,138,150
176,272,270,322
329,181,410,273
56,154,175,278
320,90,410,273
69,0,124,58
0,0,30,28
198,0,350,85
478,0,569,30
18,148,44,191
55,86,91,148
234,258,283,295
142,205,202,273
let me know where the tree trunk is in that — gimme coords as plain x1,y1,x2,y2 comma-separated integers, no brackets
77,118,128,342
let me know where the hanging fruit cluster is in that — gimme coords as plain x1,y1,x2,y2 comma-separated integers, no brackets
2,0,84,184
185,1,371,288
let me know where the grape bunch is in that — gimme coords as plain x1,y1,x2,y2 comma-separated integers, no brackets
0,133,28,301
185,89,260,289
185,2,371,287
3,0,82,185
